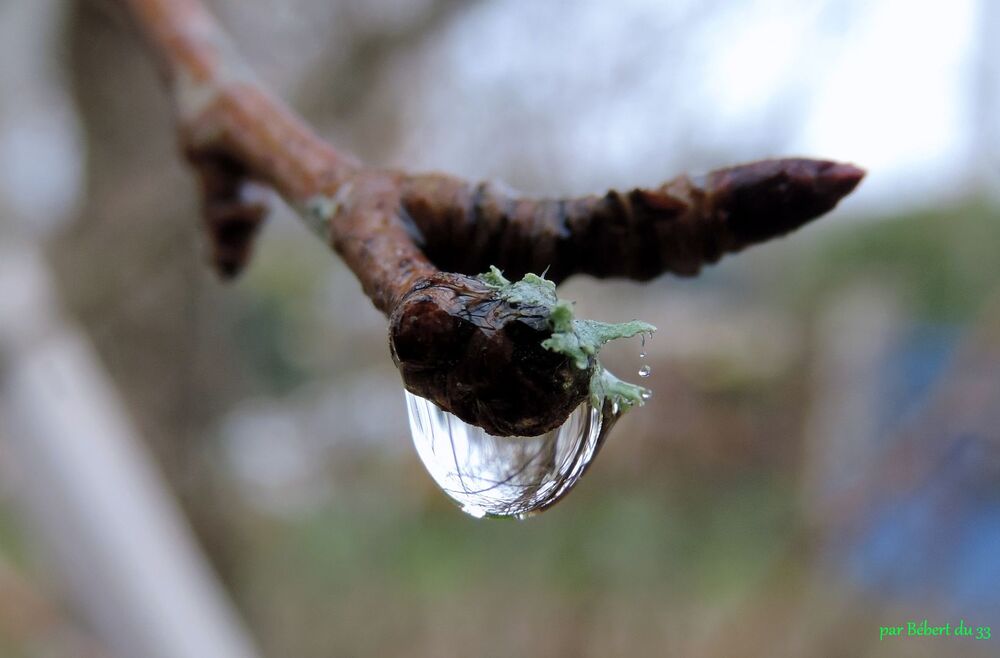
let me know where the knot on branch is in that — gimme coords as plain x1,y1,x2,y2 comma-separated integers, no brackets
389,272,591,437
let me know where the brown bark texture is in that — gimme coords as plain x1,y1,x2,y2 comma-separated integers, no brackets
118,0,864,435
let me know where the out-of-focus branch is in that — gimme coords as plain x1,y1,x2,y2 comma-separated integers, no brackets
118,0,863,436
0,247,259,658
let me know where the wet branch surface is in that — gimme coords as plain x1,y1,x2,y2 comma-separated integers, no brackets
119,0,864,436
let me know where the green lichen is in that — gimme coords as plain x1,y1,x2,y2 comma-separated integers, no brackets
478,266,656,413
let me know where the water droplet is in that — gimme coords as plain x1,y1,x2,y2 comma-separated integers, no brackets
611,400,619,415
638,364,652,377
639,334,647,358
641,390,652,400
405,391,613,518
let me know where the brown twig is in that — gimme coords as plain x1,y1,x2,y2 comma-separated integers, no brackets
118,0,864,435
401,158,864,283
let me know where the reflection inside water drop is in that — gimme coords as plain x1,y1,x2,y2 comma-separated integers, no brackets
405,391,614,518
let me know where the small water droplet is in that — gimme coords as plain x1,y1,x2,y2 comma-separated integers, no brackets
405,391,613,518
641,390,652,400
639,334,647,358
611,400,620,415
638,364,652,377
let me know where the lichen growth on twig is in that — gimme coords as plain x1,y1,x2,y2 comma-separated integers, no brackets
479,266,655,413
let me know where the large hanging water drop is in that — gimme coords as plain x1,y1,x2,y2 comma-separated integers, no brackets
405,391,614,518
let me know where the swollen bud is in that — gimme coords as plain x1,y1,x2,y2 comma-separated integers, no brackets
389,272,590,437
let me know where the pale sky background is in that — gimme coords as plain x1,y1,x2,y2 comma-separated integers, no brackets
796,0,983,211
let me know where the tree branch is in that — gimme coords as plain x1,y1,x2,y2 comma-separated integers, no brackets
401,158,864,283
118,0,863,436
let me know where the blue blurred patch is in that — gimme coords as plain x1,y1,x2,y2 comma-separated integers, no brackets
879,324,960,437
845,433,1000,614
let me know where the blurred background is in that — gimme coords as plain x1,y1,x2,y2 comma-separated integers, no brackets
1,0,999,656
